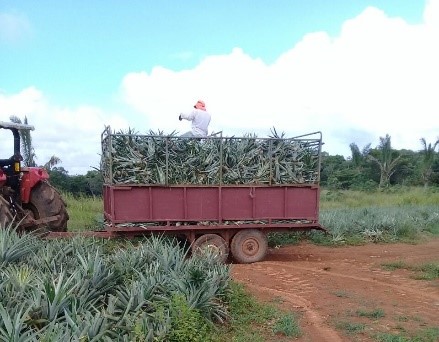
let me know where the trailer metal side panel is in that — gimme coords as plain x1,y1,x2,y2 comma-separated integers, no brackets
104,184,320,224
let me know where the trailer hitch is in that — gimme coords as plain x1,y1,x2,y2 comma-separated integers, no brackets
20,215,60,229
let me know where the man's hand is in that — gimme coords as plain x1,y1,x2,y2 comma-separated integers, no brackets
179,115,182,121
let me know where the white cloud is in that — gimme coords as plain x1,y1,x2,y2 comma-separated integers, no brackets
0,12,31,43
424,0,439,28
122,1,439,156
0,88,129,175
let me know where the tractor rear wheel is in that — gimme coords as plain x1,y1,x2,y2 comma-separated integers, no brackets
23,181,69,232
0,196,14,228
230,229,268,264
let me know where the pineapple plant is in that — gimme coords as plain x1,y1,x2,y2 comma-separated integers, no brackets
0,223,231,341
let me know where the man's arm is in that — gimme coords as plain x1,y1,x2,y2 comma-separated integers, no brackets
179,111,195,121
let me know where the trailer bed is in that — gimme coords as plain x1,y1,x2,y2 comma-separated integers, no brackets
86,129,328,262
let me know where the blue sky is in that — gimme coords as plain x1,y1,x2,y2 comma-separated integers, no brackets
1,1,438,174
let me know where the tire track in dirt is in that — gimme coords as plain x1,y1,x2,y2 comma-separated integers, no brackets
262,261,439,303
359,264,437,297
233,263,344,342
232,241,439,341
255,261,439,325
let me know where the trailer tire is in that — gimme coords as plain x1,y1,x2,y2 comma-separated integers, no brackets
231,229,268,264
0,196,14,228
192,234,229,263
23,181,69,232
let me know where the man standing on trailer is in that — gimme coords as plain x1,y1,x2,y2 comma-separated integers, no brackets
179,100,211,137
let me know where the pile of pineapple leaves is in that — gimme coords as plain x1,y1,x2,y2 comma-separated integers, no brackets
101,128,321,185
0,227,230,341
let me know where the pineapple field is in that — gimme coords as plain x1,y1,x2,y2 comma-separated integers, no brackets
0,226,230,341
2,187,439,341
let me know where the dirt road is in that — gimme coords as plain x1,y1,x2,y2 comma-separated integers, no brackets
231,239,439,341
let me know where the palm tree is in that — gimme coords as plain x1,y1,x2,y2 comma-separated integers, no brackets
419,137,439,188
43,155,62,171
349,142,371,168
9,116,62,170
368,134,402,189
9,115,36,167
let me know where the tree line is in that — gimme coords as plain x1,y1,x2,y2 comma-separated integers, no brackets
321,134,439,190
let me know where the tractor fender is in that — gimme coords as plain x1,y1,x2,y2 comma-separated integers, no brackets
0,169,6,186
20,167,49,203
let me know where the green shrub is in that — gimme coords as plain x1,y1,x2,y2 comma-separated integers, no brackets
168,294,211,342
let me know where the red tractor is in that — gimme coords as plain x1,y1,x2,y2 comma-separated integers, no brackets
0,121,68,232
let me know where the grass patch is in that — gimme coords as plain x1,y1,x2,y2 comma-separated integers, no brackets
336,321,365,334
273,313,301,338
381,260,407,271
382,261,439,280
356,308,385,319
375,327,439,342
320,187,439,209
63,193,103,231
413,262,439,280
214,282,301,341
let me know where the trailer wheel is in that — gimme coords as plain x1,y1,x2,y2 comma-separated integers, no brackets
192,234,229,263
231,229,268,264
23,181,69,232
0,196,14,228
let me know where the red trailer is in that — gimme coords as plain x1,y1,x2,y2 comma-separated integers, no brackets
100,128,327,263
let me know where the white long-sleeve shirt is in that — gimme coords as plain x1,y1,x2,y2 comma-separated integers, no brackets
180,109,211,137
